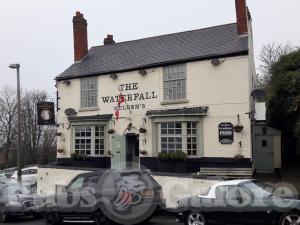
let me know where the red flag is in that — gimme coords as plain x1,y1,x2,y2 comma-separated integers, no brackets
115,109,120,120
118,94,125,106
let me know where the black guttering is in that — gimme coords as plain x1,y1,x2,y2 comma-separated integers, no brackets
55,51,248,81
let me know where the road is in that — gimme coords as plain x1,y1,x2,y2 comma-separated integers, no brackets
0,215,178,225
0,215,272,225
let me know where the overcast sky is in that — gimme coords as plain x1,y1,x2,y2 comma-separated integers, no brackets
1,0,299,96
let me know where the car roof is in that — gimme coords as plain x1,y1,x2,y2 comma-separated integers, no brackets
214,179,254,187
22,166,38,170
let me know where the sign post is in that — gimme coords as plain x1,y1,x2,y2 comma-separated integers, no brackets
37,102,56,125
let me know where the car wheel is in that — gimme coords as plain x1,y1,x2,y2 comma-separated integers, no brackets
33,213,42,219
44,212,61,225
0,210,9,223
94,210,109,225
186,212,207,225
279,211,300,225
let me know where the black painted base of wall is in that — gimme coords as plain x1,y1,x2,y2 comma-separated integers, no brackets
55,157,251,174
140,157,252,173
57,157,111,169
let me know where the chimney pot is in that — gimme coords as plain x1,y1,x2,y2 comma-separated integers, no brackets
235,0,248,34
104,34,115,45
73,11,88,61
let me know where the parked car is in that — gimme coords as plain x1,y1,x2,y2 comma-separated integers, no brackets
11,166,37,182
42,169,165,225
3,167,17,178
0,183,40,222
0,170,6,180
176,179,300,225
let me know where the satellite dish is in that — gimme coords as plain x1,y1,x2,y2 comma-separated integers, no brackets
64,108,77,117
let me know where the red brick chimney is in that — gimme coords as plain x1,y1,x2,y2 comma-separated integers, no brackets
104,34,115,45
73,11,88,61
235,0,248,34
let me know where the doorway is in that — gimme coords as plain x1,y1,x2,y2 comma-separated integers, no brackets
126,133,140,169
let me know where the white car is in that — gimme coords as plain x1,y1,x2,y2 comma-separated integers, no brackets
11,166,37,182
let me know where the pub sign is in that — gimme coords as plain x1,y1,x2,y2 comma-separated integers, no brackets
219,122,234,144
37,102,55,125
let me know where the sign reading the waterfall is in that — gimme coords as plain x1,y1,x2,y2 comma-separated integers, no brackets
219,122,234,144
101,82,158,111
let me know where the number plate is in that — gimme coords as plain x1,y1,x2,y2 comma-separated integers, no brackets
141,190,154,197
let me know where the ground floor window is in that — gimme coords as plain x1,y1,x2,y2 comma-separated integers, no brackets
74,125,106,156
159,121,198,156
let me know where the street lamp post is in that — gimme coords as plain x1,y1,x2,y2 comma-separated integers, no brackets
9,63,22,182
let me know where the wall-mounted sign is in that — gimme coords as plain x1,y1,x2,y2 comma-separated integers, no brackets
64,108,77,117
37,102,55,125
219,122,234,144
101,82,158,111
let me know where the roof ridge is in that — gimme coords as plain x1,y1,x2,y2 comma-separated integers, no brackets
91,22,237,49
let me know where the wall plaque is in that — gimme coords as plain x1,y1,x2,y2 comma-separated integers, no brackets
219,122,234,144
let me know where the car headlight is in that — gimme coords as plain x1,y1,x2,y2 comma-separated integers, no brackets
176,201,180,208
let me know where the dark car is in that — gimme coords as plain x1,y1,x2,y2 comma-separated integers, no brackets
0,183,40,222
42,169,165,225
177,179,300,225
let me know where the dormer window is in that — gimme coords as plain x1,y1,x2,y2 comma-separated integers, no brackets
80,77,97,108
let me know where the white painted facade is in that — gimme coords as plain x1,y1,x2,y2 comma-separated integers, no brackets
56,55,255,162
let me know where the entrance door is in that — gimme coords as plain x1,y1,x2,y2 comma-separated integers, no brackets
126,134,140,169
111,135,126,170
254,136,274,173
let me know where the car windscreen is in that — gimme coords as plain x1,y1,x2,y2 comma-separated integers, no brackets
1,184,31,195
242,181,273,198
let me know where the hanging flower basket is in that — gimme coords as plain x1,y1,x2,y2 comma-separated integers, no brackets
57,149,65,154
140,150,148,155
108,129,115,134
139,128,147,133
233,125,244,133
234,153,245,161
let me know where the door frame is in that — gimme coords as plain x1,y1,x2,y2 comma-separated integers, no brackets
125,133,140,170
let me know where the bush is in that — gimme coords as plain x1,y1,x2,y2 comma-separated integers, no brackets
71,153,91,161
158,151,187,161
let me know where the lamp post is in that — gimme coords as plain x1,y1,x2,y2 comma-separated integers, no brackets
9,63,22,182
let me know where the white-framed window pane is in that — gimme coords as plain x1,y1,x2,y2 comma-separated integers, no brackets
160,122,183,153
81,77,97,108
163,64,186,101
95,125,105,155
187,122,197,156
74,125,105,156
74,126,92,156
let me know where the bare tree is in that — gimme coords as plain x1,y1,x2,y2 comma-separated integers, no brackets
0,86,17,166
258,42,299,87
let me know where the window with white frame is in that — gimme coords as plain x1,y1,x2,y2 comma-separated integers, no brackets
163,64,186,101
159,121,198,156
81,77,97,108
187,122,198,156
74,125,105,156
160,122,183,152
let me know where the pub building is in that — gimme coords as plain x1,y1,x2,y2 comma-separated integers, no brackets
54,0,275,175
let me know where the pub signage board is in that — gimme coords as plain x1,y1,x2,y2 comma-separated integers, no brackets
219,122,234,144
37,102,55,125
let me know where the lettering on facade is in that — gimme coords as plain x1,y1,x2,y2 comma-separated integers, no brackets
101,83,157,111
219,122,234,144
